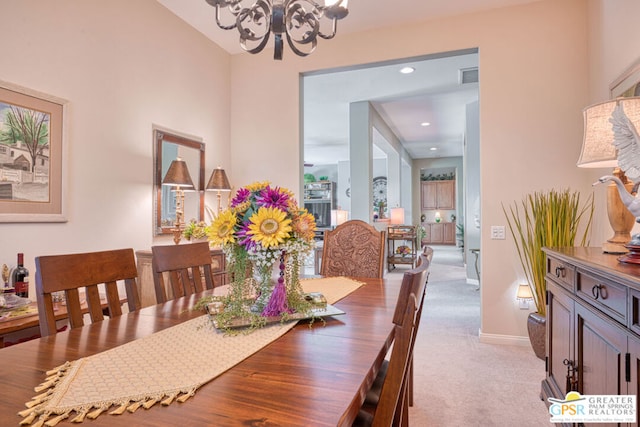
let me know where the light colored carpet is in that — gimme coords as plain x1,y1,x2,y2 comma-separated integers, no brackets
393,245,551,426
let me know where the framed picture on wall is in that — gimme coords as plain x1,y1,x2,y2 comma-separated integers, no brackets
0,81,67,222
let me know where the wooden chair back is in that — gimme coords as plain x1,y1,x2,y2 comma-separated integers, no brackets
321,219,386,278
355,253,430,426
35,248,141,337
151,242,216,303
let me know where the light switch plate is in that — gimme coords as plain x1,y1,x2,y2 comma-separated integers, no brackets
490,225,506,240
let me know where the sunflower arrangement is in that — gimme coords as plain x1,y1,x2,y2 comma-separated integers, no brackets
207,181,317,328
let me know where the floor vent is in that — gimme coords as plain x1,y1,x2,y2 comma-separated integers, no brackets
459,67,479,84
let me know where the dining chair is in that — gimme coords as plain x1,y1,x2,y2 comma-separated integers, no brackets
320,219,386,278
151,241,216,303
354,252,431,426
35,248,141,337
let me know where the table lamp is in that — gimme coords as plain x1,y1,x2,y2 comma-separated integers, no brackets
577,97,640,253
330,209,348,227
206,166,231,214
162,157,195,244
390,207,405,225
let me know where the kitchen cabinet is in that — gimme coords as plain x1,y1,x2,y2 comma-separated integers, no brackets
543,248,640,427
421,180,455,210
422,222,455,245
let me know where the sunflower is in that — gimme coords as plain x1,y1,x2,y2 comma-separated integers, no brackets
292,210,316,241
208,209,238,246
245,181,270,193
247,207,292,248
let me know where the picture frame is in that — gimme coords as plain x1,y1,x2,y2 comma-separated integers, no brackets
0,81,67,222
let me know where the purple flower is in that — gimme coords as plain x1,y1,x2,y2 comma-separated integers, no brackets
236,224,257,251
256,186,289,211
230,188,251,208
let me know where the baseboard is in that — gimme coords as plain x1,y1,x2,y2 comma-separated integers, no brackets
478,330,531,347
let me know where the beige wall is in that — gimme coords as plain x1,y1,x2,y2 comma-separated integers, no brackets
0,0,231,295
230,0,592,341
3,0,638,343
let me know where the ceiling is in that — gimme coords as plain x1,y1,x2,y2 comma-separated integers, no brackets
156,0,540,165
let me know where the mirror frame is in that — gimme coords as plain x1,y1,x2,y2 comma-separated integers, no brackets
153,129,205,235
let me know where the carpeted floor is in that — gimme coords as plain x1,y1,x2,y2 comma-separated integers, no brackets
392,245,551,426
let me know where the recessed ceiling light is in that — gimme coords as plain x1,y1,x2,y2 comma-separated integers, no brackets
421,122,431,127
430,147,437,151
399,67,415,74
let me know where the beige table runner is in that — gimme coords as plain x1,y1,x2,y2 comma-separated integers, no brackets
19,277,364,426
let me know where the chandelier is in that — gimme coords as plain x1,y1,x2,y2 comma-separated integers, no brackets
205,0,349,60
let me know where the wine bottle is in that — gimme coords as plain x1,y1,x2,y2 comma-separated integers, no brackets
12,253,29,298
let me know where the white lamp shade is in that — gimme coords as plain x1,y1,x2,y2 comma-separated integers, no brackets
390,207,405,225
578,97,640,168
331,209,348,226
517,284,534,300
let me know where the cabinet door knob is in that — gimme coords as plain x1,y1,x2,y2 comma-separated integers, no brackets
555,266,565,278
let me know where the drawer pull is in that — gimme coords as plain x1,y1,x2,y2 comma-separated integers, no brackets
555,266,566,278
591,284,607,300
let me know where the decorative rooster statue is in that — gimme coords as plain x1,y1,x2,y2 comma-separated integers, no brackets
595,102,640,245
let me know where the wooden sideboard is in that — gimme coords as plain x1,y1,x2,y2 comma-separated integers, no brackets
135,247,226,307
542,247,640,426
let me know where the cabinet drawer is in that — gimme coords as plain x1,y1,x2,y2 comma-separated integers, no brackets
546,257,575,291
576,271,627,324
630,289,640,336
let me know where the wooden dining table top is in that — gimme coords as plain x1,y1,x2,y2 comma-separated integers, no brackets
0,275,402,427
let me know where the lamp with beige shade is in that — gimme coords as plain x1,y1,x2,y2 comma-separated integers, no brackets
578,97,640,254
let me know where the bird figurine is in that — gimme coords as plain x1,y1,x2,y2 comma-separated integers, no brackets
595,101,640,245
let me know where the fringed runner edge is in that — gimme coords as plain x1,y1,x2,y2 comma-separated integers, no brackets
18,360,199,426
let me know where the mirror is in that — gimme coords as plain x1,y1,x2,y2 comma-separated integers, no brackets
154,129,205,235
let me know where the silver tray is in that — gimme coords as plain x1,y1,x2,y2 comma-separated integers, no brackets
207,303,345,330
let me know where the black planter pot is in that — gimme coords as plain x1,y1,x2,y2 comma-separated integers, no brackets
527,312,546,360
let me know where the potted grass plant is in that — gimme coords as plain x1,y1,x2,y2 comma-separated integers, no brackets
503,189,594,359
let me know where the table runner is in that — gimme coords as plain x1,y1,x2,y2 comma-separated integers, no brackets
18,277,364,426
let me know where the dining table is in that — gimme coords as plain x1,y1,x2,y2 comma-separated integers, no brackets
0,275,403,427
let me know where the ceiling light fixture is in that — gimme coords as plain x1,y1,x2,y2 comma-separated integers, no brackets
399,67,415,74
205,0,349,60
430,147,437,151
421,122,430,127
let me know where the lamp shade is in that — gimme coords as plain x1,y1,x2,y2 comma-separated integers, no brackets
517,284,534,300
331,209,348,226
578,97,640,168
390,207,405,225
206,167,231,191
162,158,195,189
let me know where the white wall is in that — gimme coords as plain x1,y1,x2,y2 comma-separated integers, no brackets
230,0,592,341
0,0,231,296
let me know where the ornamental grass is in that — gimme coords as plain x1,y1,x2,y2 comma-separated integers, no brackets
503,189,594,316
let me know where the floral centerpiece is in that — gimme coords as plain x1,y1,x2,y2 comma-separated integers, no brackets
205,181,317,330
